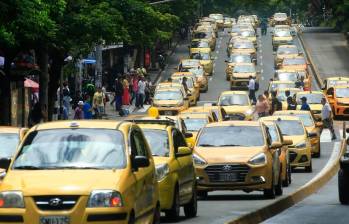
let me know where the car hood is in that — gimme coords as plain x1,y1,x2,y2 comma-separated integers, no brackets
222,105,251,114
195,147,264,163
232,49,255,54
1,170,126,196
200,60,212,65
277,54,298,59
154,100,181,106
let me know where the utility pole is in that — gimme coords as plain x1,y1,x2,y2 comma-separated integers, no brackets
95,44,103,88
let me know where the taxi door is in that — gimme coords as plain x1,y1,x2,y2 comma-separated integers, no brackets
172,128,195,204
130,127,156,221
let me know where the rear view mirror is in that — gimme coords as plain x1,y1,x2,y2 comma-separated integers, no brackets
308,132,317,138
133,156,149,171
184,97,189,101
0,158,11,171
185,132,193,138
176,147,192,157
19,128,29,142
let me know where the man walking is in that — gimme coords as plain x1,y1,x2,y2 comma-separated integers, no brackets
248,76,257,104
136,76,146,109
321,98,336,140
114,78,124,111
300,97,311,111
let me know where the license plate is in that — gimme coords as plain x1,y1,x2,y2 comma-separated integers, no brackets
40,216,70,224
219,173,238,181
164,111,173,115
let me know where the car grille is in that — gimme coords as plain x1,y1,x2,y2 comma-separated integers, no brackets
228,113,246,120
289,151,297,163
33,195,79,211
205,164,250,183
344,108,349,114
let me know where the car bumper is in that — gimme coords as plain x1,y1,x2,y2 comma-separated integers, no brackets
157,106,186,115
288,147,311,167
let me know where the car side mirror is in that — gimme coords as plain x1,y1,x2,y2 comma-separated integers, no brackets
308,132,317,138
176,147,192,157
184,97,189,101
283,139,293,146
315,122,323,127
0,158,11,171
133,156,149,171
185,132,193,138
19,128,29,142
270,142,282,149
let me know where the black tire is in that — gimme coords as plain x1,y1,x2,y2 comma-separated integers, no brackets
165,187,180,221
338,169,349,204
275,170,283,196
184,189,197,218
128,212,135,224
305,161,312,173
197,191,208,199
264,172,276,199
226,75,230,81
282,163,290,187
153,204,161,224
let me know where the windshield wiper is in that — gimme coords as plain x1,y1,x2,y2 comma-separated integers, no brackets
45,166,104,170
14,165,42,170
199,144,216,147
219,144,242,147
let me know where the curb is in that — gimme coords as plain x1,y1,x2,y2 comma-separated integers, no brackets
297,32,324,88
226,138,347,224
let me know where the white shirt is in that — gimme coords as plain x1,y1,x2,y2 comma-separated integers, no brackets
248,79,255,90
321,103,332,119
138,80,146,95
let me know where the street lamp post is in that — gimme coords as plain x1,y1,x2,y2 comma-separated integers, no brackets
59,56,73,120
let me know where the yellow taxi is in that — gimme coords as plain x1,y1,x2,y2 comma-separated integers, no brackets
153,84,190,116
274,69,311,90
218,91,254,120
273,110,323,158
295,91,326,119
179,113,214,147
279,56,308,71
196,20,218,36
184,66,208,93
190,48,214,75
131,119,197,221
209,13,224,29
0,127,23,159
192,30,216,51
171,72,200,106
268,80,295,93
270,13,291,26
238,29,257,46
230,40,256,60
229,63,258,90
0,121,160,224
323,77,349,92
223,17,233,28
327,86,349,118
193,121,283,199
274,45,300,68
260,116,314,172
225,54,254,81
275,88,301,110
272,30,293,51
189,39,211,55
182,106,220,122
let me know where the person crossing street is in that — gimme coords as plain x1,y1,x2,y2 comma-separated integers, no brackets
321,97,336,140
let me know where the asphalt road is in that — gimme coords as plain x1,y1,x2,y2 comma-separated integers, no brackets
264,31,349,224
159,28,342,224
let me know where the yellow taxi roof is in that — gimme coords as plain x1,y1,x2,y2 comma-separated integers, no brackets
274,110,312,115
0,126,21,133
207,120,260,127
171,72,194,77
221,90,248,95
190,48,211,53
278,44,297,48
325,77,349,81
260,115,300,122
297,91,323,95
157,82,182,88
35,120,129,130
271,80,294,84
334,85,349,89
137,124,168,130
179,113,209,119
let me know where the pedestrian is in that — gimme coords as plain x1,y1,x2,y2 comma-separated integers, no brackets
300,97,311,111
74,101,84,120
93,87,105,119
248,76,257,104
28,102,45,127
102,84,108,114
83,95,93,119
321,98,336,140
285,90,297,110
270,91,282,114
122,76,130,105
263,90,271,115
131,74,139,105
182,77,191,95
295,76,305,89
113,78,124,111
144,78,152,105
136,76,146,109
254,95,269,118
62,82,71,119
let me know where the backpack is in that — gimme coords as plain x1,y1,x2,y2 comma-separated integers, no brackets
254,82,260,91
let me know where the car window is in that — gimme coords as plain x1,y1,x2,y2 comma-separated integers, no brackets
183,118,208,132
219,94,249,106
296,93,323,104
275,120,305,136
142,129,170,157
131,129,148,158
13,129,126,169
0,133,19,158
154,90,183,100
172,129,187,152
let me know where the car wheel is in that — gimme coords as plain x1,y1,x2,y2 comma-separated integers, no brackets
153,204,161,224
128,212,135,224
197,191,208,199
226,75,230,81
282,164,290,187
264,172,276,199
275,170,283,196
339,169,349,204
287,164,292,185
165,187,180,221
313,143,321,158
184,189,197,218
305,161,312,173
204,85,208,93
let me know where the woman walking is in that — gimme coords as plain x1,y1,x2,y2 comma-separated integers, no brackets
122,76,130,105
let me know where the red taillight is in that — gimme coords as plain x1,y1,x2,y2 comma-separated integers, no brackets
0,198,4,207
110,196,122,207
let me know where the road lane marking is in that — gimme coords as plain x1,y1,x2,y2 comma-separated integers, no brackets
260,62,263,66
261,76,265,81
213,63,216,68
216,50,219,54
261,69,264,73
260,55,263,59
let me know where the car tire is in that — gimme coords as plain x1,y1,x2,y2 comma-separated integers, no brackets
305,161,312,173
153,203,161,224
264,172,276,199
282,164,291,187
128,212,135,224
338,169,349,204
275,171,283,196
313,143,321,158
184,189,197,218
197,191,208,199
226,75,230,81
165,187,180,221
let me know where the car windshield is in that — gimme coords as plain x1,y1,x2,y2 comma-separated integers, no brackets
233,65,255,73
154,90,183,100
277,47,298,55
277,90,299,101
336,88,349,98
275,30,291,37
197,126,265,147
194,32,211,39
219,94,249,106
269,83,295,91
210,14,223,20
183,118,208,132
275,120,305,136
142,129,170,157
292,114,314,127
181,60,200,68
191,53,210,60
172,78,194,88
283,58,306,65
239,30,255,37
12,129,126,170
187,68,204,77
234,42,254,49
296,93,323,104
277,72,298,81
327,80,349,88
0,133,19,158
228,55,251,63
191,41,209,48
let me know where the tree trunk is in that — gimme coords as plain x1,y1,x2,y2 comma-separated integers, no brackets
37,45,49,121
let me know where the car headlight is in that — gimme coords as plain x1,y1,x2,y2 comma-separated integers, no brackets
0,191,25,208
248,153,267,165
193,153,207,166
156,164,170,181
87,190,123,208
245,109,253,115
295,141,306,148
